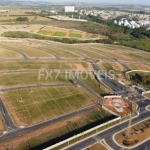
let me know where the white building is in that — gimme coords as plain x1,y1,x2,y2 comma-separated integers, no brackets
0,10,10,13
65,6,75,12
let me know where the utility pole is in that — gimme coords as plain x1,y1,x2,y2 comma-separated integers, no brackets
126,115,132,140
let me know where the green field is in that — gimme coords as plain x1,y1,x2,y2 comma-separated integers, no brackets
1,86,96,126
69,33,82,38
38,30,51,35
54,32,66,37
121,39,150,52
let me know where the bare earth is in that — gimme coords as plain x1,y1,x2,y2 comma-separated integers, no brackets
0,113,83,150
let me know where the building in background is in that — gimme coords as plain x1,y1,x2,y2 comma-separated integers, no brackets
65,6,75,12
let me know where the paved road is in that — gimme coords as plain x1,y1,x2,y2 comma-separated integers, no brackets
0,45,29,60
0,78,100,144
83,47,131,71
66,99,150,150
0,98,17,130
91,63,126,95
72,71,103,105
41,48,61,60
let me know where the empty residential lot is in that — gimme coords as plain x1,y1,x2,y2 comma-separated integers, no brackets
1,86,97,126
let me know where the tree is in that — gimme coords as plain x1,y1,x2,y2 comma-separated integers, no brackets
16,17,29,22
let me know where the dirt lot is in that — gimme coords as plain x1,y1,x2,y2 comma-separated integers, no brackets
0,114,83,150
0,108,112,150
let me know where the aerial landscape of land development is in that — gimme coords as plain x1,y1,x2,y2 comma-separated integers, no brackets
0,0,149,150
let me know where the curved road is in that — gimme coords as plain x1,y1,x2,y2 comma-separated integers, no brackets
66,99,150,150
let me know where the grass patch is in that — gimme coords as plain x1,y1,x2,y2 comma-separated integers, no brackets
128,53,150,63
0,43,53,58
81,73,108,95
1,87,97,126
102,63,114,71
0,72,70,88
69,33,82,38
38,30,51,35
0,61,90,71
54,32,66,37
121,39,150,52
8,108,114,150
1,31,111,44
43,46,81,58
0,47,21,59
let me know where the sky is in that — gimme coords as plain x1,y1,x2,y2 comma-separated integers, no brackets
23,0,150,5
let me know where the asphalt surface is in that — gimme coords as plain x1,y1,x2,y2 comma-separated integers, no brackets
66,99,150,150
41,48,61,60
0,98,17,130
0,45,29,60
91,63,126,94
72,71,103,105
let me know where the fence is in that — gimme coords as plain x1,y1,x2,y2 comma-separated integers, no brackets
104,95,122,99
